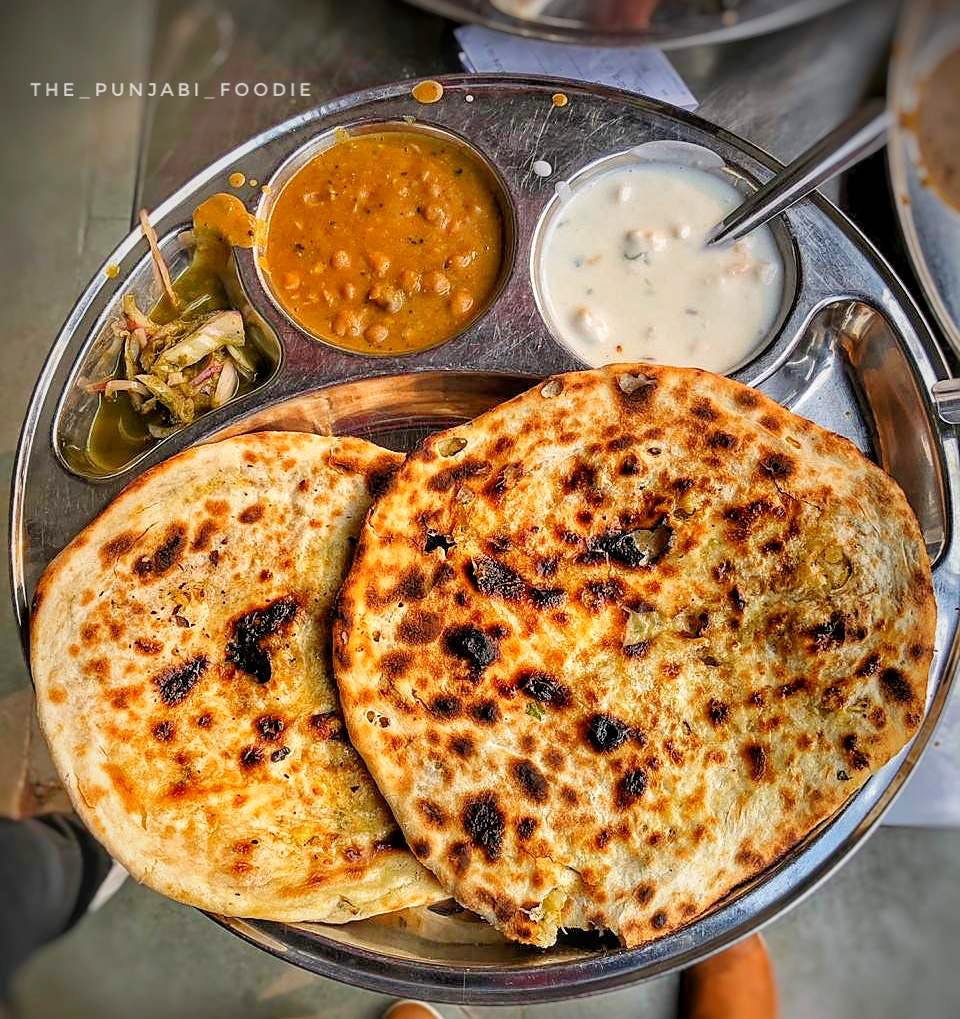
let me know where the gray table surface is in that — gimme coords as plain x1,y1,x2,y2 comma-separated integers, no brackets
1,0,958,1016
137,0,897,207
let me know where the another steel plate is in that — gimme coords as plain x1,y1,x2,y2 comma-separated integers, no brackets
400,0,854,48
10,75,960,1004
888,0,960,357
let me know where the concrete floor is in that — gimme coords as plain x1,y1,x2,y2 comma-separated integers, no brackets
8,827,959,1019
1,1,958,1016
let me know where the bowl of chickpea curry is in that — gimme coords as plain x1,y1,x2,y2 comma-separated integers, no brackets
258,126,509,356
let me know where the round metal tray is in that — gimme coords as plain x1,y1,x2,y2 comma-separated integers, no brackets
10,75,960,1004
888,0,960,357
400,0,854,49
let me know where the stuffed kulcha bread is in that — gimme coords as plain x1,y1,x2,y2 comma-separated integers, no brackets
334,365,934,948
32,431,443,921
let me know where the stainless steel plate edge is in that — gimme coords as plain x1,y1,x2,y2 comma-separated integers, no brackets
400,0,855,50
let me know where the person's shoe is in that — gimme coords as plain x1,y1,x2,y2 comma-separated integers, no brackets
382,1001,442,1019
87,859,128,912
679,934,778,1019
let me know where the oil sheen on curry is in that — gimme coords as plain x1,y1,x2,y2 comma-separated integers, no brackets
260,131,505,355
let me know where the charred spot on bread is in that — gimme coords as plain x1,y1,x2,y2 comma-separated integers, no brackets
424,530,455,554
723,499,779,539
152,656,208,707
707,698,729,726
841,733,870,770
586,713,632,753
470,699,500,725
462,793,505,862
100,532,137,565
708,430,736,450
469,555,526,601
255,715,285,742
880,667,913,703
513,759,549,802
516,816,537,840
430,695,462,719
448,840,472,874
226,595,299,684
444,625,499,675
690,398,718,421
191,520,216,550
618,453,641,476
239,745,264,769
397,566,429,602
615,768,647,808
373,828,406,853
680,610,710,638
743,742,768,781
366,458,400,498
529,586,565,609
428,458,490,493
563,462,598,493
450,734,475,758
582,521,672,570
634,883,655,906
581,578,626,610
152,720,175,742
808,612,846,651
614,371,657,407
399,610,442,645
517,671,571,707
381,649,413,679
417,799,447,827
133,525,186,579
856,652,881,677
758,452,795,480
484,463,523,502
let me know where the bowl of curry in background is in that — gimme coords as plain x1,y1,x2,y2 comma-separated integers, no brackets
256,122,515,357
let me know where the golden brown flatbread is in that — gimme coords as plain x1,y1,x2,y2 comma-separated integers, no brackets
31,432,442,921
334,365,935,948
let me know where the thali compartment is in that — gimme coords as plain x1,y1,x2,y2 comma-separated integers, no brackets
52,227,283,480
528,141,801,378
759,299,950,565
251,118,520,359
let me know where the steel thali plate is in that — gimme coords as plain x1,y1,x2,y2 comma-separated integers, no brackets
10,75,960,1004
399,0,854,49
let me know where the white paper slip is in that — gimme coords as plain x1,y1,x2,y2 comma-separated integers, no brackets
456,24,698,111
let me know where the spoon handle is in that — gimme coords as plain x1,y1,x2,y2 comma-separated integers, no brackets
932,378,960,426
705,99,891,248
